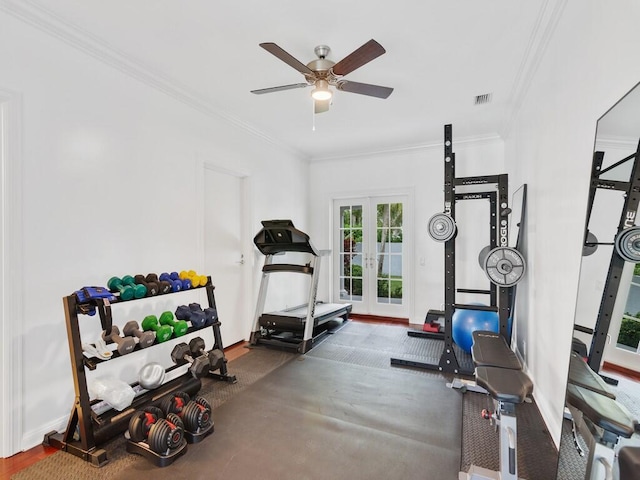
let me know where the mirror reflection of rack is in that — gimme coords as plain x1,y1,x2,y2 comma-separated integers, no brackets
556,82,640,480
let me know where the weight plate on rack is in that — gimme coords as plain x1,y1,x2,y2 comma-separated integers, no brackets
478,245,492,269
483,246,526,287
614,226,640,262
428,213,457,242
582,231,598,257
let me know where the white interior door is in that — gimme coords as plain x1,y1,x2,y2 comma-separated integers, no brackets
334,195,410,318
204,166,247,346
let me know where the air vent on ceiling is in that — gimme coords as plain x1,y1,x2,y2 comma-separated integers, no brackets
474,93,493,105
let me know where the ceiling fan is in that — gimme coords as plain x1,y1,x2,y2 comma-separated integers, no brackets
251,39,393,114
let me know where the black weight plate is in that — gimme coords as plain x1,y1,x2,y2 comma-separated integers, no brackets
478,245,492,269
428,213,457,242
615,226,640,262
582,231,598,257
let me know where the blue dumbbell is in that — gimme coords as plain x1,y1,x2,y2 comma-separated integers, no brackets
175,304,207,329
160,272,182,292
203,307,218,326
169,271,192,290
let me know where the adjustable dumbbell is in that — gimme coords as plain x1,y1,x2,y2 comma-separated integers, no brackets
123,320,156,348
145,273,172,294
175,304,207,329
101,325,136,355
127,405,164,442
171,342,210,378
141,315,173,343
159,311,189,337
121,275,147,298
161,391,213,436
134,274,159,296
189,336,225,371
159,272,183,292
127,406,185,454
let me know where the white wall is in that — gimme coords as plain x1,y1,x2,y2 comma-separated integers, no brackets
504,0,640,446
0,11,308,454
308,138,505,324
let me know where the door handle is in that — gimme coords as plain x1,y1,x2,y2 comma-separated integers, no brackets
236,254,245,265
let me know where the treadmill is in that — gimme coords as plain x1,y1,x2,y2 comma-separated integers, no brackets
249,220,352,353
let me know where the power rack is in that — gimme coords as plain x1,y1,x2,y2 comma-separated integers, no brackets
391,124,513,375
577,142,640,380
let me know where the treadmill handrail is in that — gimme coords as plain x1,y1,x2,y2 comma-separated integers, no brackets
262,264,314,275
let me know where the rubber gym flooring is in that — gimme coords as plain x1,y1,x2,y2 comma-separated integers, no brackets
14,321,558,480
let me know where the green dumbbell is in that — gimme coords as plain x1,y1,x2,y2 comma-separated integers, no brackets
159,311,189,337
141,315,173,343
121,275,147,299
107,276,134,301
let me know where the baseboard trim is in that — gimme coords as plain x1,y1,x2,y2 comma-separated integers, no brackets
349,314,409,325
603,361,640,382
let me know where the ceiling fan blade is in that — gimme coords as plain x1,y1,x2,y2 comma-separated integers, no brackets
251,83,309,95
337,81,394,99
331,39,386,76
314,99,330,114
259,43,315,76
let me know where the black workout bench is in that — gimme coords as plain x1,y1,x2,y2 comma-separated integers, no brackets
460,330,533,480
566,353,639,479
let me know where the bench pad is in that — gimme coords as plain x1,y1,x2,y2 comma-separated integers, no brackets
471,331,522,370
475,366,533,404
567,351,615,399
566,384,635,439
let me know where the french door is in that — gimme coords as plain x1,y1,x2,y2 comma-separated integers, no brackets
333,195,410,318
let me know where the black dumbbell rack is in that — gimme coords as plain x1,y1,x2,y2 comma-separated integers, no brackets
43,277,237,467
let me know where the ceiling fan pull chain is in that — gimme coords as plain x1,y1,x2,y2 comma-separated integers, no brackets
312,100,316,131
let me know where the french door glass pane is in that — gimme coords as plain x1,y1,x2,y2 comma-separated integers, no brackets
339,205,363,302
376,202,403,305
617,271,640,351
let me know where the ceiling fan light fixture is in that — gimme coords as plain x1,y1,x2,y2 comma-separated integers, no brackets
311,80,332,101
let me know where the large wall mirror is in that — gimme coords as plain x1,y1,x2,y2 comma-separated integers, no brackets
556,84,640,480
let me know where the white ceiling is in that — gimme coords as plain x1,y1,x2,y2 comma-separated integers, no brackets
21,0,554,160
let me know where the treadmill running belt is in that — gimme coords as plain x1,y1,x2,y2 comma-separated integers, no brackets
260,303,351,331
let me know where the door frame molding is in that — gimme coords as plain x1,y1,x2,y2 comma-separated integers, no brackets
196,159,253,342
330,187,414,320
1,88,24,457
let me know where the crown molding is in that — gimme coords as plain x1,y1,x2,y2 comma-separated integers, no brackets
0,0,307,160
309,133,502,163
501,0,568,139
595,135,639,152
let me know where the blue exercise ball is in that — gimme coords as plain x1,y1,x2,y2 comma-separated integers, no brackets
452,307,500,354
